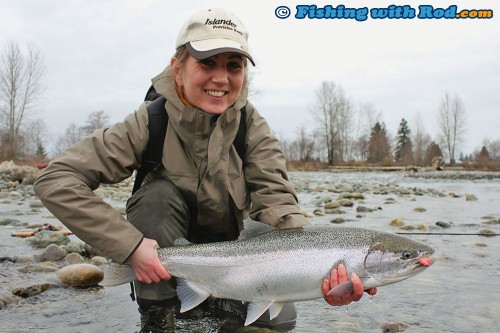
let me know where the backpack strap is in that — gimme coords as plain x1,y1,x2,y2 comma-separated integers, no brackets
132,85,248,194
132,96,168,194
234,106,247,162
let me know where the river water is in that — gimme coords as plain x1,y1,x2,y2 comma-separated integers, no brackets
1,171,499,333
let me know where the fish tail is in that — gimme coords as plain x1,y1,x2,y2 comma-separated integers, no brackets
99,263,136,287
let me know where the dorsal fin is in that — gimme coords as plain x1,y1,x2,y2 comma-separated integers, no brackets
239,219,275,240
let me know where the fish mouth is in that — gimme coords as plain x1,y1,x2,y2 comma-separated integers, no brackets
417,256,433,267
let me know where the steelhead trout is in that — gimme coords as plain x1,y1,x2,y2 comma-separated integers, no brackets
101,220,434,326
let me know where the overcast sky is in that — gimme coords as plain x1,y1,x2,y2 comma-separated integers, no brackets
1,0,499,156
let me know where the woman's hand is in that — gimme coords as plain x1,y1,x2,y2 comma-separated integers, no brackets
127,237,171,284
322,263,377,306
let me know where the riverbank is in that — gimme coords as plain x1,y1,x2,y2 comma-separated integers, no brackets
1,163,500,332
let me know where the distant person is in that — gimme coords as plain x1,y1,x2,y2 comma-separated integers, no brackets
34,8,376,332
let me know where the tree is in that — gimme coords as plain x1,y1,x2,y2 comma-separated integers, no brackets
368,122,391,164
424,141,443,166
19,118,49,158
394,118,413,165
0,41,45,159
412,112,432,166
438,92,467,165
475,146,491,166
311,81,352,165
80,110,110,136
294,126,315,161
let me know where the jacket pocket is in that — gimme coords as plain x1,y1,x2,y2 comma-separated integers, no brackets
228,174,250,210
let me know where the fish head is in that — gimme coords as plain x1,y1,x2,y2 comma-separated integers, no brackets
363,233,434,286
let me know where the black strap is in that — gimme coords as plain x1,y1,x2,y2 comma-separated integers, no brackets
132,96,168,194
234,107,247,162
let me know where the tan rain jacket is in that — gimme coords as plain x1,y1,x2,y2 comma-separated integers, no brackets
34,66,309,264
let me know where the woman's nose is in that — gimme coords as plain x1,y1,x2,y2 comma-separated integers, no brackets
212,66,229,84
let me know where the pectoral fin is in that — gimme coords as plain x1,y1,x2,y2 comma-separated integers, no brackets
327,280,354,297
245,301,273,326
176,278,210,313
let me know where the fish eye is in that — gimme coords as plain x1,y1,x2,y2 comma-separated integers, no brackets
401,251,415,260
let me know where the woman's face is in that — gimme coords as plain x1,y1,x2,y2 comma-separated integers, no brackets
174,53,245,114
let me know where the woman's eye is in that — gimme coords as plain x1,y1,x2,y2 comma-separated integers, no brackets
200,59,215,67
228,61,243,70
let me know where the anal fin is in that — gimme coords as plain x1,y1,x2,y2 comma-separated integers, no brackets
245,301,273,326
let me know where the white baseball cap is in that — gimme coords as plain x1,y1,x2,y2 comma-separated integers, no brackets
176,8,255,66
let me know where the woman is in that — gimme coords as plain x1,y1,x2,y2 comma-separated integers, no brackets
34,8,375,332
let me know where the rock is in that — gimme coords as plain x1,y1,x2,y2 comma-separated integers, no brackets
356,206,375,213
324,202,340,209
381,322,409,332
34,244,68,262
479,229,495,237
313,209,325,216
301,211,314,218
14,255,35,263
436,221,452,228
64,252,85,265
0,293,22,310
12,283,53,298
337,198,354,207
399,225,415,231
28,200,44,208
56,264,104,287
341,193,365,200
465,194,478,201
19,262,60,273
413,207,426,212
0,218,20,226
61,241,86,254
90,256,108,266
389,219,405,227
325,209,346,215
330,218,346,224
30,230,70,248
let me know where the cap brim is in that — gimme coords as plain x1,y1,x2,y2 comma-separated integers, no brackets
186,40,255,66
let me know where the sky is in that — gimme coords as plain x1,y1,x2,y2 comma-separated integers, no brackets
1,0,499,157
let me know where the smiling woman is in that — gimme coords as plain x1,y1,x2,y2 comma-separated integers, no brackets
34,7,376,333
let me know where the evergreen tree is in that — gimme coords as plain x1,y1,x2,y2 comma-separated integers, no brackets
394,118,413,165
36,142,47,159
424,141,443,165
368,122,391,164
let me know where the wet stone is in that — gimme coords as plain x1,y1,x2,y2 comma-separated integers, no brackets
389,218,405,227
61,241,85,254
31,230,70,248
465,194,478,201
436,221,452,228
90,256,108,266
12,283,53,298
64,252,85,265
19,262,60,273
381,322,409,332
0,293,22,310
34,244,68,262
56,263,104,287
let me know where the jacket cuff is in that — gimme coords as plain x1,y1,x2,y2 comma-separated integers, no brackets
123,236,144,264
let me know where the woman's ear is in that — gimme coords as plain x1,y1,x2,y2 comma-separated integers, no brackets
171,57,183,86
